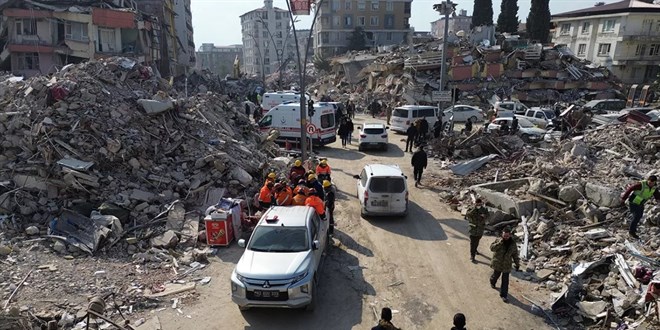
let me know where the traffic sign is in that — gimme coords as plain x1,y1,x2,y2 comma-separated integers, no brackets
306,123,317,134
432,91,452,102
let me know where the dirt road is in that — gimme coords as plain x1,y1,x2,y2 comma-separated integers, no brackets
157,115,551,330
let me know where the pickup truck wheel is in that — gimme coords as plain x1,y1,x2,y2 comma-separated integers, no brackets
305,279,317,311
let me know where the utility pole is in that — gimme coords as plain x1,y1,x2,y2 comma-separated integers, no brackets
433,0,455,92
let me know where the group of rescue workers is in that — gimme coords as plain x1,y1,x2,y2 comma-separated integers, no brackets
257,159,337,234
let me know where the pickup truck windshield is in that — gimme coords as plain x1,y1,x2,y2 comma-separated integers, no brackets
248,226,309,252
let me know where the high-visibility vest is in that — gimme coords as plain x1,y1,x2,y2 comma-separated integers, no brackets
316,165,331,175
258,186,273,203
292,194,307,206
305,195,325,215
632,180,656,205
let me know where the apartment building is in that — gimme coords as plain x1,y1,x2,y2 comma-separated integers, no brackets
313,0,413,58
196,43,243,77
173,0,196,73
240,0,294,78
136,0,181,76
552,0,660,83
430,9,470,38
0,0,160,77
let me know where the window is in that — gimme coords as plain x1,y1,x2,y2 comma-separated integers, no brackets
370,16,379,26
276,21,282,29
577,44,586,56
535,111,545,119
320,113,335,128
386,0,393,11
657,20,660,32
16,52,39,70
560,23,571,35
262,31,268,38
597,43,611,55
650,44,660,56
581,22,590,34
247,226,309,252
358,16,366,26
321,32,329,43
404,2,411,14
262,12,268,19
386,32,392,40
384,15,394,28
15,19,37,36
358,0,365,10
98,28,116,52
332,0,340,10
275,12,282,20
344,15,353,27
333,16,340,27
345,0,352,10
636,44,647,56
360,169,368,187
368,178,406,193
258,115,272,127
65,21,88,41
370,1,379,10
602,19,615,32
420,108,435,117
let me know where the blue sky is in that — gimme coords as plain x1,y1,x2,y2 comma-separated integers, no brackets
191,0,621,47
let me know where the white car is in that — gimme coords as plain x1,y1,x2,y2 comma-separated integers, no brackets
487,117,547,142
231,206,328,311
442,105,484,122
353,164,408,217
357,123,389,151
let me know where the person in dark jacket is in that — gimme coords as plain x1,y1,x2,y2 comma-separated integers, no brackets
467,198,489,262
511,116,519,135
405,123,418,152
338,120,350,148
369,100,381,118
621,175,660,238
244,102,251,117
323,180,336,234
411,146,428,187
347,118,355,144
490,227,520,303
418,118,429,144
433,118,443,138
371,307,400,330
463,118,473,135
306,174,324,200
451,313,466,330
253,106,262,122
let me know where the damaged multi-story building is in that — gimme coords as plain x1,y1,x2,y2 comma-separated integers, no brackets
0,0,164,78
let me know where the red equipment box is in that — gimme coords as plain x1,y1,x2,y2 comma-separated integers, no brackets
205,211,234,246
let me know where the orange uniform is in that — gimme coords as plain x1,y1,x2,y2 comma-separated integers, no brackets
275,186,293,206
293,184,309,196
292,193,307,206
315,164,331,176
258,185,273,204
305,195,325,216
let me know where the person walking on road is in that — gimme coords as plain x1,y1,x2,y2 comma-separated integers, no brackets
433,117,443,139
411,146,428,187
417,118,429,145
405,123,418,152
451,313,467,330
386,105,392,125
371,307,401,330
369,100,381,118
490,227,520,303
467,198,489,262
621,175,660,239
511,116,519,135
347,118,355,144
338,120,350,148
323,180,336,235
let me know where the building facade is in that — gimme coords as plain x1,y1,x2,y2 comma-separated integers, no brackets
294,29,315,62
196,43,243,77
552,0,660,84
313,0,413,58
240,0,293,78
430,9,470,37
136,0,181,76
173,0,195,74
0,0,160,77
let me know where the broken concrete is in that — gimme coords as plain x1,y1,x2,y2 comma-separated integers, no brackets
472,178,546,217
585,183,621,208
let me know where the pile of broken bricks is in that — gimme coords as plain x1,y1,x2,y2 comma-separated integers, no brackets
429,123,660,327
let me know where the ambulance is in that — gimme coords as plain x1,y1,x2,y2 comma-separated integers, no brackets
261,91,312,112
258,102,337,146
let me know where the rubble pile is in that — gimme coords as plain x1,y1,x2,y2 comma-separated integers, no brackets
174,70,263,99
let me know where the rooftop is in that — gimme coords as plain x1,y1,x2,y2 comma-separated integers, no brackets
260,206,313,227
553,0,660,18
364,164,404,177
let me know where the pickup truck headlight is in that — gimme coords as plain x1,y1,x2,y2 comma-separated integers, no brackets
235,273,245,283
292,271,308,284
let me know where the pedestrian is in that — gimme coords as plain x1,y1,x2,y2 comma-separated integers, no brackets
418,117,429,144
405,122,418,152
323,180,336,235
433,117,443,139
386,105,392,125
462,118,473,135
348,101,355,119
338,120,349,148
621,175,660,239
369,100,381,118
253,106,262,122
490,227,520,303
466,198,489,262
411,146,428,187
371,307,401,330
511,116,519,135
499,120,509,135
347,118,355,144
451,313,467,330
244,102,251,117
485,106,495,129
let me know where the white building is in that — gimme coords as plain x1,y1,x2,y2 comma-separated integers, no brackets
240,0,294,78
551,0,660,84
173,0,196,73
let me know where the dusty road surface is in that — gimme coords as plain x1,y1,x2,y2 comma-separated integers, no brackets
157,114,551,330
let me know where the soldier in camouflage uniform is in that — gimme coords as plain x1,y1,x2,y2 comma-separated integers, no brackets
489,227,520,303
466,198,489,262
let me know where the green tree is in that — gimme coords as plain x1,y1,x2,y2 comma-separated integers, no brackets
471,0,494,29
496,0,519,33
526,0,551,43
347,27,368,51
313,54,331,72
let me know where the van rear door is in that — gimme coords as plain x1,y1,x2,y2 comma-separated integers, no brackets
367,177,407,213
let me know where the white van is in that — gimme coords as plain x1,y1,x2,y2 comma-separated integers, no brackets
258,102,337,146
353,164,408,217
390,105,439,133
262,91,312,112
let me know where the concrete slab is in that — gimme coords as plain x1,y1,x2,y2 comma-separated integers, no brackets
471,178,546,218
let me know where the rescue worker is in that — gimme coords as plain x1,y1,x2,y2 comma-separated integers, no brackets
405,122,418,153
293,179,309,196
274,183,292,206
258,181,275,210
411,146,428,187
621,175,660,239
316,159,332,182
305,189,325,218
289,160,306,183
490,227,520,303
323,180,336,235
467,198,489,262
265,172,277,185
292,187,308,206
307,174,324,199
371,307,401,330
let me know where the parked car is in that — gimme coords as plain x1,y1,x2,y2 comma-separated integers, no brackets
494,101,530,116
487,117,547,142
442,105,484,122
357,123,389,151
619,107,656,115
582,99,626,114
521,108,556,128
390,105,439,133
353,164,408,217
231,206,329,311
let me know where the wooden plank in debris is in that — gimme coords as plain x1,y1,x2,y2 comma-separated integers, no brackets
53,139,83,158
457,130,480,147
528,191,567,207
144,282,196,298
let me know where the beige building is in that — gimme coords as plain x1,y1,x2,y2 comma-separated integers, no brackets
552,0,660,83
196,44,242,77
430,9,470,38
314,0,413,58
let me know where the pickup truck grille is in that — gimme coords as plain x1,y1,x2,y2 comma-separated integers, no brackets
246,290,289,301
